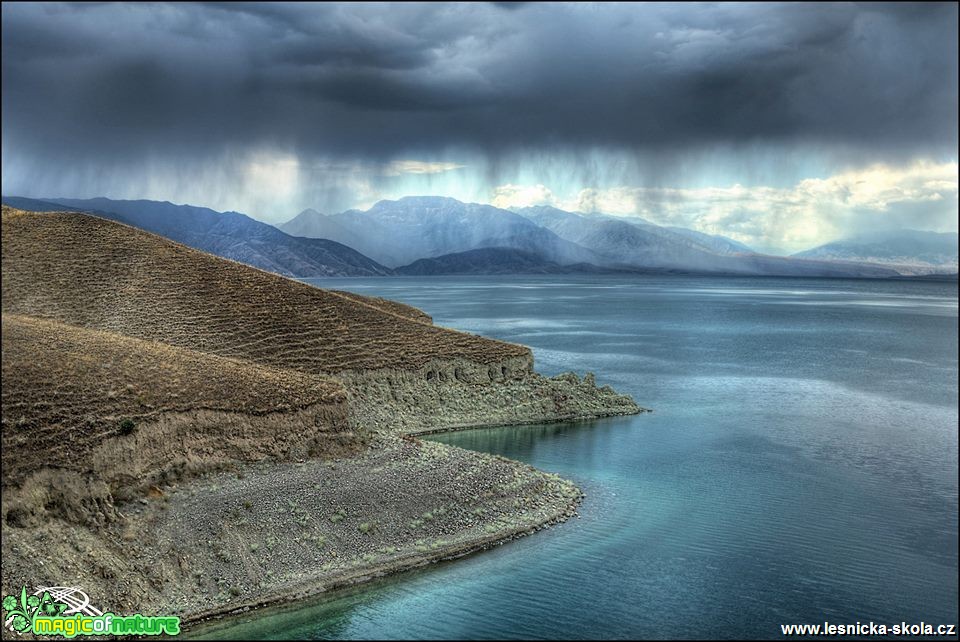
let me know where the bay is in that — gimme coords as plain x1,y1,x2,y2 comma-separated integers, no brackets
193,275,958,640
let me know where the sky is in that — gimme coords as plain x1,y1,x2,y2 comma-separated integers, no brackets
2,2,957,254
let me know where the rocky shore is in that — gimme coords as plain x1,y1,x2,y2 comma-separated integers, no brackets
2,366,645,634
343,358,643,436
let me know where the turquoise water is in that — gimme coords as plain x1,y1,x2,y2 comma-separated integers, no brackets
194,276,958,639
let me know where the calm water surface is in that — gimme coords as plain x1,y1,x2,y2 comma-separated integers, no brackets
193,276,958,639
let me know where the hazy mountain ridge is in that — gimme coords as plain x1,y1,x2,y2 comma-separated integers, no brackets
665,226,755,255
513,205,898,277
516,205,723,267
282,207,392,263
1,196,393,278
792,229,958,271
281,196,603,268
1,194,923,279
517,206,754,256
286,197,900,276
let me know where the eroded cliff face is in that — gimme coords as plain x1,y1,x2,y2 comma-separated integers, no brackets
2,352,639,535
2,403,359,530
341,355,643,436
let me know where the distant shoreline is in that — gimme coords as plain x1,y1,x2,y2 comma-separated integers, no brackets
304,270,960,282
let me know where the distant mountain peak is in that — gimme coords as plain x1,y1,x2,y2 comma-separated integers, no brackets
280,196,599,268
372,195,466,209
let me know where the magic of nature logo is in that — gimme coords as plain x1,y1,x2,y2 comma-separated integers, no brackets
2,585,180,637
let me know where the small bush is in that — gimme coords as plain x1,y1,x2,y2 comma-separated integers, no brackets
118,418,136,435
358,522,373,534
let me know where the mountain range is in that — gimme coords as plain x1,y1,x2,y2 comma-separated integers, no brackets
281,196,601,268
283,198,905,278
4,194,955,278
514,205,754,270
792,229,958,272
0,196,391,277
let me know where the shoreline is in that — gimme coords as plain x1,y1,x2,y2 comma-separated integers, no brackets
403,406,651,438
178,406,646,634
182,474,583,632
2,379,644,636
180,407,632,633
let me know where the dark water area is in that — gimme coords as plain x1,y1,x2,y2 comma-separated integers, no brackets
194,275,958,639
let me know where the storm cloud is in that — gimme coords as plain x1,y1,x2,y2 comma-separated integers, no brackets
2,2,957,245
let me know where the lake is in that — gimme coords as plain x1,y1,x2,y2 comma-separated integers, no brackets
193,275,958,639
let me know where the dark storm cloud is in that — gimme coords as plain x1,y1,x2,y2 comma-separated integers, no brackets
2,2,957,168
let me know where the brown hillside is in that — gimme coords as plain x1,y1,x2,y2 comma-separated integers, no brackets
1,314,352,489
331,290,433,324
1,207,529,375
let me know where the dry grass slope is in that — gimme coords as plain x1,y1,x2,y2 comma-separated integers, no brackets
331,290,433,324
1,207,527,376
1,314,350,488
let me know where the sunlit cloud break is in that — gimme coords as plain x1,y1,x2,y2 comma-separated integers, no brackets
491,162,959,254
